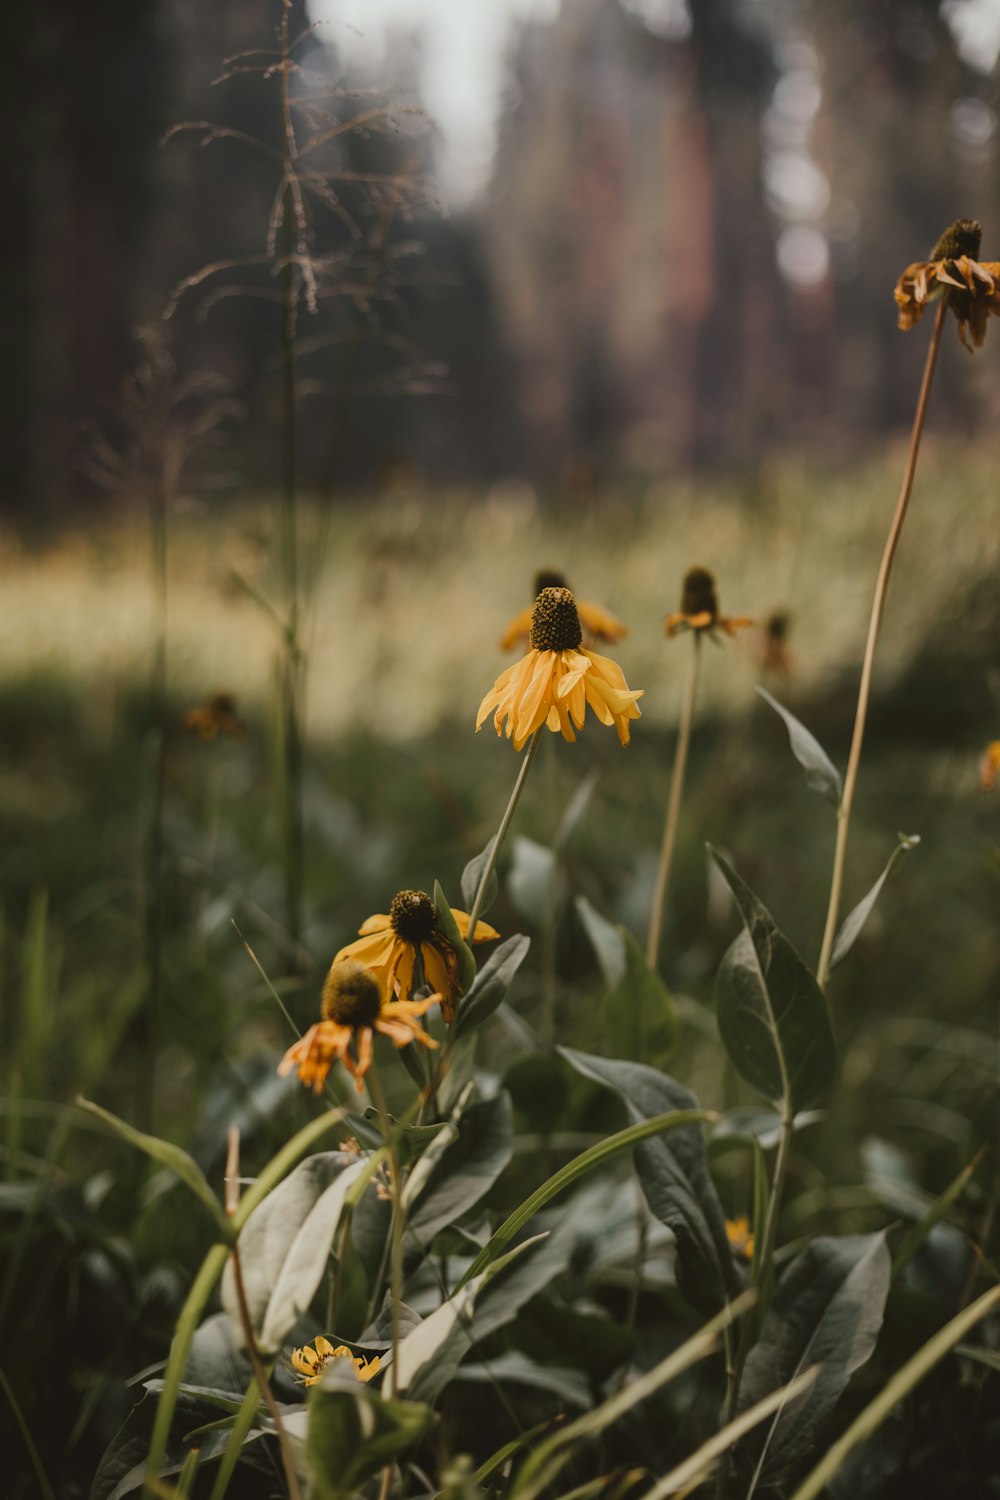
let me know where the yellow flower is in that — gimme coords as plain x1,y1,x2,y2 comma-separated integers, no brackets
979,741,1000,793
726,1216,755,1262
479,586,643,751
333,890,499,1025
277,959,439,1094
664,566,753,639
894,218,1000,351
500,569,627,651
291,1335,381,1387
184,692,245,741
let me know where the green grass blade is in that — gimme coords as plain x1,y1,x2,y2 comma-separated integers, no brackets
892,1146,985,1280
473,1420,556,1486
207,1378,262,1500
788,1283,1000,1500
231,1106,347,1231
457,1109,715,1289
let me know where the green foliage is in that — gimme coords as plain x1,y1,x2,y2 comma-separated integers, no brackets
303,1379,435,1498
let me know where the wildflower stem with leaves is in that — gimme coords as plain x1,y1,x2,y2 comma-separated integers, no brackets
648,631,702,969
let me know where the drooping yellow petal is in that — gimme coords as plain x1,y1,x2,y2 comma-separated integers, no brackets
499,604,535,651
451,910,500,943
358,913,391,937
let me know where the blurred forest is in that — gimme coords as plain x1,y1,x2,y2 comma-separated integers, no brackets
4,0,1000,516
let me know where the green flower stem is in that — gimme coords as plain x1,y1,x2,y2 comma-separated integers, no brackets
368,1064,405,1397
816,295,948,990
228,1241,302,1500
206,1379,262,1500
647,630,702,969
467,728,543,941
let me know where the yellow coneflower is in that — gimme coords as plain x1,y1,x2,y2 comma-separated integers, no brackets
894,218,1000,351
184,692,245,741
277,959,439,1094
979,741,1000,793
478,586,643,750
726,1216,755,1262
290,1335,380,1387
333,890,499,1024
499,569,627,651
665,567,753,639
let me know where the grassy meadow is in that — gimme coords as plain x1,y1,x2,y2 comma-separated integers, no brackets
2,445,999,1498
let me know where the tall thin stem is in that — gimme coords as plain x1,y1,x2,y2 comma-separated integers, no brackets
647,632,702,968
140,464,169,1129
467,730,542,941
816,296,948,989
368,1066,404,1500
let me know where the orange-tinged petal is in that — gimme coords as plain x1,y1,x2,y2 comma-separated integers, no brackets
577,599,628,642
314,1336,336,1358
358,914,391,937
499,605,534,651
451,910,500,943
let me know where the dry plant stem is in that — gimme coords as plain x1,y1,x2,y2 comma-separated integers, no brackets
647,632,702,969
140,470,169,1128
368,1069,404,1500
816,295,948,990
225,1129,302,1500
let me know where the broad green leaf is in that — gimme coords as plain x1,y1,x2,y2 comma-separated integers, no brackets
75,1098,229,1237
738,1233,891,1489
789,1283,1000,1500
461,835,498,915
508,836,565,924
559,1048,741,1312
603,928,679,1065
710,849,836,1110
830,833,920,969
221,1153,351,1337
892,1147,985,1280
304,1376,435,1499
756,686,842,806
575,894,626,987
406,1092,513,1246
455,1351,590,1408
554,770,600,850
453,935,531,1038
471,1217,577,1343
434,881,477,993
711,1108,824,1154
259,1157,376,1353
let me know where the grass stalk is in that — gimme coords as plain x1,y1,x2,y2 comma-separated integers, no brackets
816,296,948,989
647,632,702,969
468,729,543,941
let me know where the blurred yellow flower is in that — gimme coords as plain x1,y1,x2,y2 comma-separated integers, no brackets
184,692,245,741
758,609,793,678
500,569,627,651
894,218,1000,351
334,890,499,1024
665,566,752,639
277,959,438,1093
978,741,1000,793
479,586,643,750
291,1335,380,1387
726,1216,755,1262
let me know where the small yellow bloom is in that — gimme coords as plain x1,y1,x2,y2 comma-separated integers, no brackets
979,741,1000,793
184,692,245,741
479,586,643,751
665,567,753,639
291,1335,381,1387
277,959,439,1093
333,890,499,1024
894,218,1000,351
500,569,627,651
726,1216,755,1262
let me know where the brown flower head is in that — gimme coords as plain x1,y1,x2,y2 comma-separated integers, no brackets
277,958,439,1094
499,569,627,651
332,890,499,1024
480,587,643,750
184,692,245,741
665,567,753,639
894,219,1000,351
758,609,793,677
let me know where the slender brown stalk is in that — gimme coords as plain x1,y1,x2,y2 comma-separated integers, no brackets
225,1128,302,1500
647,632,702,968
816,296,948,989
366,1069,404,1500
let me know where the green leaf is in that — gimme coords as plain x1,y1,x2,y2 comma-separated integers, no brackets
756,686,842,806
830,833,920,970
304,1378,435,1499
575,895,626,987
738,1233,891,1488
406,1091,513,1246
710,849,836,1110
603,928,679,1065
559,1048,740,1312
453,935,531,1038
789,1284,1000,1500
74,1098,229,1237
508,836,565,924
554,770,599,850
434,881,477,993
461,835,498,915
892,1146,985,1280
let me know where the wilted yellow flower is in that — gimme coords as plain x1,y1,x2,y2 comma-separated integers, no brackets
184,692,245,741
665,567,753,639
894,218,1000,351
291,1335,380,1387
979,741,1000,793
277,959,439,1093
479,586,643,750
500,569,627,651
726,1216,755,1262
334,890,499,1024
